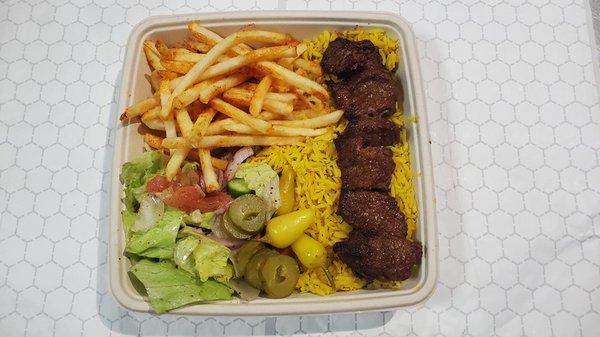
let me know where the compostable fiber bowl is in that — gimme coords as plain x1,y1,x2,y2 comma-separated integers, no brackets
110,10,438,316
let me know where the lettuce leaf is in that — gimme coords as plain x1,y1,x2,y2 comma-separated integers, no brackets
126,207,184,259
174,236,199,275
120,151,168,211
234,163,281,215
193,236,232,283
129,259,233,313
121,210,137,242
183,210,215,229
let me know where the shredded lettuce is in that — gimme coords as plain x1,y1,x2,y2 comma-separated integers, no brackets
120,151,168,211
126,208,184,259
234,163,281,215
129,259,233,313
174,236,199,275
121,210,137,243
193,236,232,283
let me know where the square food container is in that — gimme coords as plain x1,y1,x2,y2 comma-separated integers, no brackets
110,10,438,315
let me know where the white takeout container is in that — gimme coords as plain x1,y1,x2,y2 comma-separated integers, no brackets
110,10,438,315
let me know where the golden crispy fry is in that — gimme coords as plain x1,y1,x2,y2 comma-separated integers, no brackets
209,98,272,133
157,70,180,79
199,149,219,192
224,123,328,137
187,39,211,53
196,135,305,148
270,77,292,92
170,51,204,63
161,60,195,74
190,107,217,144
222,88,294,115
205,118,236,136
188,22,253,55
142,118,166,131
293,58,322,76
175,109,193,138
143,41,164,70
155,40,170,57
255,61,329,100
195,46,296,83
296,89,324,112
159,79,172,119
161,137,191,149
230,85,297,103
164,117,177,139
146,71,161,92
249,75,272,116
144,133,164,149
270,110,344,128
198,73,251,104
141,106,161,123
122,95,159,120
277,57,295,69
211,157,228,170
165,148,190,181
171,29,295,99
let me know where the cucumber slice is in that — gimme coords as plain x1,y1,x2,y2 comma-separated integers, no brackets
227,178,253,197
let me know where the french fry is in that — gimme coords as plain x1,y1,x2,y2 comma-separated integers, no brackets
209,98,272,133
224,123,328,137
155,40,170,58
249,75,272,116
171,29,295,100
270,110,344,128
293,58,322,76
277,57,295,69
174,72,250,110
197,135,305,148
141,106,161,122
195,46,296,83
143,41,164,70
122,95,159,120
228,86,297,103
198,73,252,104
142,118,166,131
159,79,172,119
157,70,180,79
144,133,164,149
211,157,228,170
146,71,161,92
222,88,294,115
187,39,211,53
164,117,177,138
161,60,195,74
199,149,219,192
270,77,292,92
188,22,253,55
170,51,205,63
190,107,217,144
205,118,236,136
296,89,324,112
255,61,329,100
165,148,190,181
175,108,193,138
162,137,191,149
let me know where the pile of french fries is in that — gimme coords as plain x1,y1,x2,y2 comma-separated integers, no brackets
120,23,344,192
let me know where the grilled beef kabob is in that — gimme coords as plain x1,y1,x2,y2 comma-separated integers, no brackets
321,38,422,281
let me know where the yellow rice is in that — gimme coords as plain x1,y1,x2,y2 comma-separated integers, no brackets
251,29,417,295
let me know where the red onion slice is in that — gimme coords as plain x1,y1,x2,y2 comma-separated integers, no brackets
225,147,254,181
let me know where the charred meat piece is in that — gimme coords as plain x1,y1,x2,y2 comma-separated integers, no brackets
335,136,394,190
339,190,407,238
338,118,400,147
321,38,383,77
328,69,401,120
333,232,422,281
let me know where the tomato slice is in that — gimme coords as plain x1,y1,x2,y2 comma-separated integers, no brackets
163,187,232,213
195,191,232,212
146,176,172,192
